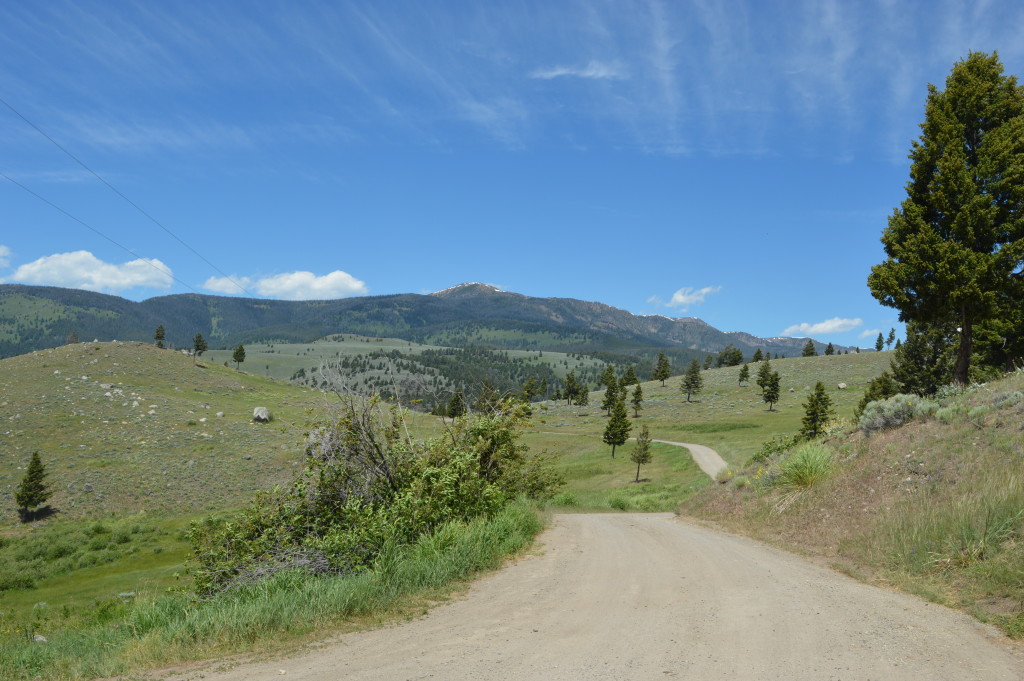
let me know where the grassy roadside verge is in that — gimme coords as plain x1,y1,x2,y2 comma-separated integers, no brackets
684,371,1024,638
2,500,545,681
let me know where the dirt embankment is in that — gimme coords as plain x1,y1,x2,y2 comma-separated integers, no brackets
166,514,1022,681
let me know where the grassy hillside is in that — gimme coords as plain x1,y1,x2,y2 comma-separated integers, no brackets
526,351,891,511
684,369,1024,637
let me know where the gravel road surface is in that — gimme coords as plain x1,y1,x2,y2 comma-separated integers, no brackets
168,513,1022,680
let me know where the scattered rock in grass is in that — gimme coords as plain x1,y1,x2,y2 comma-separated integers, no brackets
34,634,47,643
838,383,847,389
253,407,272,423
216,411,224,417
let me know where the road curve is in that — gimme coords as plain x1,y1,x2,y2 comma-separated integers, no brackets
168,514,1022,681
654,440,729,478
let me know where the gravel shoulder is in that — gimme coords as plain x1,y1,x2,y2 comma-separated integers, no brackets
165,513,1022,681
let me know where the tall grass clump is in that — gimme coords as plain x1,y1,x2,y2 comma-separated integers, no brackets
859,394,938,434
882,476,1024,574
777,443,833,491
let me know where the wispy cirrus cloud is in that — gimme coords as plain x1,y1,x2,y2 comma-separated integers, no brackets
782,317,863,337
3,250,172,292
203,270,368,300
0,245,10,268
859,327,882,339
529,60,628,80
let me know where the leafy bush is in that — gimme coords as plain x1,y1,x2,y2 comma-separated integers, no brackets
188,398,562,594
552,491,579,506
859,394,938,434
777,443,833,490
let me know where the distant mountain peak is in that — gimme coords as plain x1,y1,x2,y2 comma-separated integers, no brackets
430,282,504,297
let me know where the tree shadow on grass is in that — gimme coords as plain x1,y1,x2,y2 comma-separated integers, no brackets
18,505,59,523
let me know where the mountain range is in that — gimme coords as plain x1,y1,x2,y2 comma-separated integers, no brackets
0,282,845,361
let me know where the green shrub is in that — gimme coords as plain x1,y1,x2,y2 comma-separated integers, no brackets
859,394,938,433
188,398,562,594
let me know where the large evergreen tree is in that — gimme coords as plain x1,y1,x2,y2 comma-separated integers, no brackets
875,332,885,352
751,348,764,362
15,451,51,520
154,325,166,349
602,397,632,458
621,365,639,387
868,52,1024,384
601,380,620,416
802,340,817,357
653,353,671,386
681,359,703,402
824,342,835,356
738,363,750,386
800,382,834,439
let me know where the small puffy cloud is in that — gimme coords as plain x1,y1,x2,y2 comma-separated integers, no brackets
782,317,864,337
659,285,721,310
0,245,10,268
6,250,172,292
529,60,628,81
859,328,882,339
203,270,368,300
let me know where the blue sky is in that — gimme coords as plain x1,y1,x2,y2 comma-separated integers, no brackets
2,1,1022,346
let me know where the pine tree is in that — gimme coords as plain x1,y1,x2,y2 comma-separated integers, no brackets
154,325,166,349
875,332,885,352
65,331,78,345
600,364,617,391
653,353,671,386
621,365,639,386
756,359,773,393
886,328,896,349
15,451,51,520
762,371,781,411
564,371,582,406
800,382,834,439
681,359,703,402
630,425,653,482
631,383,643,417
702,354,714,370
232,344,246,369
738,363,750,386
447,389,467,419
192,333,208,364
601,380,620,416
824,342,835,356
602,396,632,458
854,371,899,419
521,376,539,402
802,340,817,357
868,52,1024,384
751,348,764,362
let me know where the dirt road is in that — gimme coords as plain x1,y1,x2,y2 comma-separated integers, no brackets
653,440,729,478
170,514,1022,680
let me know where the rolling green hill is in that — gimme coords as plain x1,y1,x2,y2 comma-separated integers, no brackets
0,283,854,363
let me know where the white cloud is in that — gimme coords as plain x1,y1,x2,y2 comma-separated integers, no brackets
859,328,882,339
6,250,172,293
0,245,10,269
203,270,368,300
662,285,721,310
782,317,864,337
529,60,628,80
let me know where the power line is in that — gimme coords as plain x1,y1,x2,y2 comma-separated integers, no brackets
0,96,252,296
0,170,202,294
